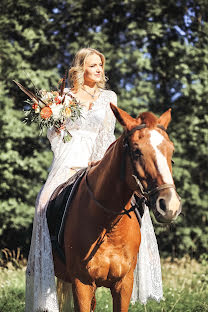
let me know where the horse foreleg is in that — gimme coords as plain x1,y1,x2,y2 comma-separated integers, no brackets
111,272,134,312
72,278,96,312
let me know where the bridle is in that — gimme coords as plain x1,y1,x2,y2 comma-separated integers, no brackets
121,124,176,204
85,123,176,218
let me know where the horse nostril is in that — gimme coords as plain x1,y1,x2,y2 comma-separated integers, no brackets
159,199,166,212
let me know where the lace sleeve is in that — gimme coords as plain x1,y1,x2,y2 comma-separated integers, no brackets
47,127,64,159
90,91,117,162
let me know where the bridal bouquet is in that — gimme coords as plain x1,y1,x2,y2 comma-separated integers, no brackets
13,78,82,142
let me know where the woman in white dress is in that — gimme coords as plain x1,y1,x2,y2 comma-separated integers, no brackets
25,48,117,312
25,47,163,312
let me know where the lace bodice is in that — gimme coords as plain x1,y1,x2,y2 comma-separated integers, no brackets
47,89,116,168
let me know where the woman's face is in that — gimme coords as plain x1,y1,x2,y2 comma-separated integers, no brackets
84,53,103,84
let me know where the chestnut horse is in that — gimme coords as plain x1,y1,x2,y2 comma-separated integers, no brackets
54,104,181,312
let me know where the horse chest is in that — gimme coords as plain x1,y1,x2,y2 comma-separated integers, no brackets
85,239,133,282
65,214,140,285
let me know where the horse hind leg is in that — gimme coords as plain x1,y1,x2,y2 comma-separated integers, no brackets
57,278,74,312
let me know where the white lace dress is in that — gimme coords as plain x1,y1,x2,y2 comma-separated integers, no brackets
131,205,163,304
25,88,163,312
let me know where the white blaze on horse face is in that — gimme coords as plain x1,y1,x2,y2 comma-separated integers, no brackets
149,130,181,219
150,130,173,184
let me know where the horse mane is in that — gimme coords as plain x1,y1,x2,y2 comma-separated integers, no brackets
137,112,158,128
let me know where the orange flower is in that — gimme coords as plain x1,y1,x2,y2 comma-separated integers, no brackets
40,107,52,119
69,101,75,106
64,107,71,117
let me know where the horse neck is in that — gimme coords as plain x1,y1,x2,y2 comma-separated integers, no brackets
88,135,133,216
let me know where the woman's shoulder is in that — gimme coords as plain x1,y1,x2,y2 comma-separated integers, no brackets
102,89,117,105
102,89,117,96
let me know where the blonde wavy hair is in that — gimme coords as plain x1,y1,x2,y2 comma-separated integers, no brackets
68,48,107,91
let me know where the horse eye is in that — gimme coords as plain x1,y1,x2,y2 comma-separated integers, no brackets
133,149,143,160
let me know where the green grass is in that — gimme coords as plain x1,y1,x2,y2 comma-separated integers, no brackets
0,264,25,312
95,257,208,312
0,257,208,312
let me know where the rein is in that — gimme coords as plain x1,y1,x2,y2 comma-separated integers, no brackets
85,123,175,218
85,173,136,218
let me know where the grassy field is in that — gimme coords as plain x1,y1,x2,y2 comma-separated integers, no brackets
0,256,207,312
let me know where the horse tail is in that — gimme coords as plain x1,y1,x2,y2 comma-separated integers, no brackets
57,278,74,312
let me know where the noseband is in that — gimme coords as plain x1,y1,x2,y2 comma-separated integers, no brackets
85,123,176,218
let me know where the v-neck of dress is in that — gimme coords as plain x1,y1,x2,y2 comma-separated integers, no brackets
68,89,103,112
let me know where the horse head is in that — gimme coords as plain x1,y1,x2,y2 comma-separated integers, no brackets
110,104,182,224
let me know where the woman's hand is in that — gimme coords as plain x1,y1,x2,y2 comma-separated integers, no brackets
55,123,66,134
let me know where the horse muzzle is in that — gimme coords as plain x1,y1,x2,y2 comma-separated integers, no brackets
152,188,182,223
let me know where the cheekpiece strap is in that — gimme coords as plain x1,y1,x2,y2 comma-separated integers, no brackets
157,124,167,132
120,139,128,181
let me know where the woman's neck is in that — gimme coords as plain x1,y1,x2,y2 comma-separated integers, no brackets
80,83,100,102
71,82,98,94
84,80,97,88
82,83,98,93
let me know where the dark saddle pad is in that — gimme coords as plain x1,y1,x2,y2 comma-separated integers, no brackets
46,167,87,263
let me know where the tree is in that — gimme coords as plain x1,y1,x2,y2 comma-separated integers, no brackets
50,0,208,257
0,0,207,257
0,0,59,253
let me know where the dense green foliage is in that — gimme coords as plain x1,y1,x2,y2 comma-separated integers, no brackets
0,258,208,311
0,0,207,257
0,0,58,253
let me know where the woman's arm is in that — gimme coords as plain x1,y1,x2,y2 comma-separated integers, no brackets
89,91,117,162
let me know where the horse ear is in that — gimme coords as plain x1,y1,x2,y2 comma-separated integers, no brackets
158,108,172,129
110,103,135,128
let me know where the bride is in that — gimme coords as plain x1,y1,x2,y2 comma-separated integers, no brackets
25,48,117,311
25,47,163,312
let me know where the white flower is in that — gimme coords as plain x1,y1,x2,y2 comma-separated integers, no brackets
40,90,53,101
39,89,47,96
64,95,72,107
35,107,40,113
50,103,63,120
46,92,53,101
